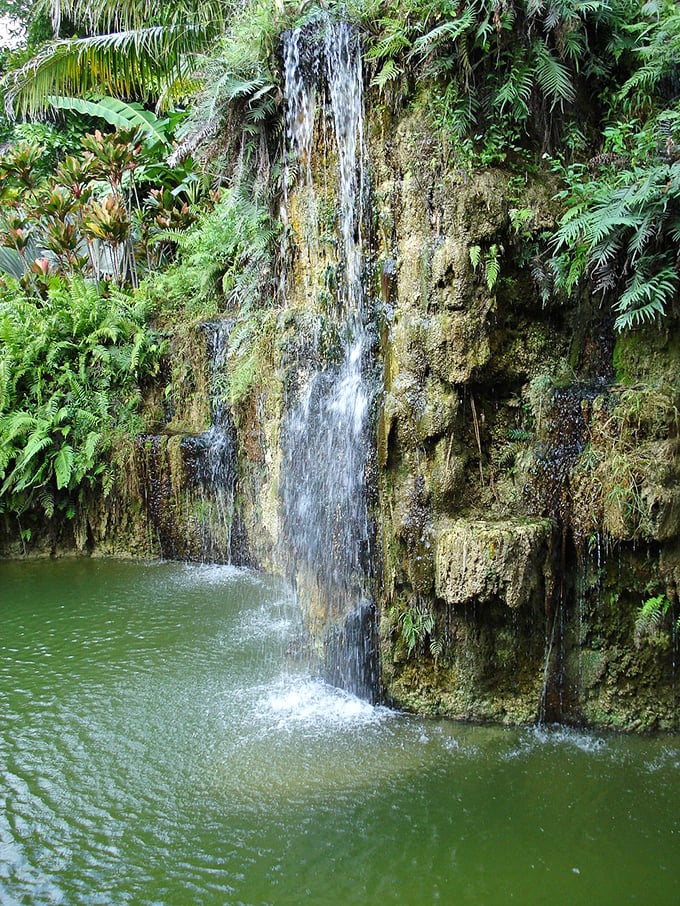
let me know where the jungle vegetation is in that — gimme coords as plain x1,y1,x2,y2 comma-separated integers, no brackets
0,0,678,520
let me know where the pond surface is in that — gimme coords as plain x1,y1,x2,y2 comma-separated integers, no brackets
0,559,678,905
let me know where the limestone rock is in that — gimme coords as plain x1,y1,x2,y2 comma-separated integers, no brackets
434,518,553,609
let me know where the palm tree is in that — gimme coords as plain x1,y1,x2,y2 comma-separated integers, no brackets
2,0,235,118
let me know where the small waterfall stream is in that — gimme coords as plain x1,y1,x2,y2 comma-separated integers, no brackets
138,320,243,564
279,20,379,700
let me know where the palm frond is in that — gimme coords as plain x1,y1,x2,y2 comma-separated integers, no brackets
3,24,218,118
40,0,228,34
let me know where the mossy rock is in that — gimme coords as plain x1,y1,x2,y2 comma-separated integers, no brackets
434,517,554,610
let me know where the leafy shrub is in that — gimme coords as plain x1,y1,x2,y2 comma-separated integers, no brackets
145,188,278,318
0,276,164,518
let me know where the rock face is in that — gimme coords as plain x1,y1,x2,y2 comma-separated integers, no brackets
362,106,678,729
434,519,553,611
2,63,678,732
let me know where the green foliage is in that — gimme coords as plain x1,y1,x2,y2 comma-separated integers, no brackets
170,2,282,183
146,187,278,317
0,276,164,517
395,597,441,659
546,1,680,328
551,112,680,328
1,0,232,117
0,124,205,289
226,307,278,409
353,0,632,160
470,242,502,290
1,1,275,123
47,96,172,146
617,0,680,116
634,592,678,647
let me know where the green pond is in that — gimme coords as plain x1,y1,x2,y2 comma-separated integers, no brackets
0,560,678,905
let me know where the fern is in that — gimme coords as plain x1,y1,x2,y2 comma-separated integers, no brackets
533,40,576,109
54,444,75,490
613,263,678,329
397,599,436,658
370,58,403,91
0,276,162,516
494,61,533,119
634,593,673,647
485,245,502,291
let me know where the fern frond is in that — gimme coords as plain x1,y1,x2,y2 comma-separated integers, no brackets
54,443,74,490
533,40,576,109
634,593,671,647
371,58,403,91
614,263,678,329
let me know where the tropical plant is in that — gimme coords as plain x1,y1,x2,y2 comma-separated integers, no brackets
1,0,231,118
548,0,680,329
552,137,680,327
0,125,203,288
617,0,680,117
394,596,442,659
0,276,164,519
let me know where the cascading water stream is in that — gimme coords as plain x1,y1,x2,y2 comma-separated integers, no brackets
283,27,317,192
280,20,379,700
324,20,365,315
138,320,243,564
187,320,240,561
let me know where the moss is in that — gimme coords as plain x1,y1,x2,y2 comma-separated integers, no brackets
613,323,680,386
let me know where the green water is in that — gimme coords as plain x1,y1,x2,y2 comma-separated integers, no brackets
0,560,678,905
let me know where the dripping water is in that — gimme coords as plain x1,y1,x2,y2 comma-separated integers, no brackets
186,320,240,562
138,320,243,564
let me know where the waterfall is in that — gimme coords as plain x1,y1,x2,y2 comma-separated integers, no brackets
283,26,317,192
324,20,365,314
280,20,379,701
138,320,244,564
184,321,241,562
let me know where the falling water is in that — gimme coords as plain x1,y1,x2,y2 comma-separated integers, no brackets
138,320,243,563
185,321,241,561
280,20,379,700
324,20,365,314
283,26,317,191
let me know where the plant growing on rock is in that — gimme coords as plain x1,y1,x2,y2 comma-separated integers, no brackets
549,1,680,328
356,0,633,159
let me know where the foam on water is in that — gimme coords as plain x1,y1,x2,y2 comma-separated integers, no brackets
167,562,254,588
261,676,391,730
